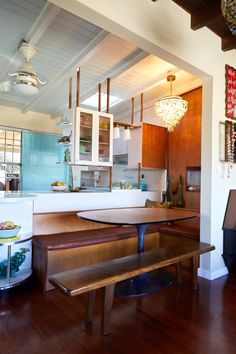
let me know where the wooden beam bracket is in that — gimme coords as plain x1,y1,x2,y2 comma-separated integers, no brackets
191,3,221,31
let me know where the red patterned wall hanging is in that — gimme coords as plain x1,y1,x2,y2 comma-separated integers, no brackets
225,64,236,119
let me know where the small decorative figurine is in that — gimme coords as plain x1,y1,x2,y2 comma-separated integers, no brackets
166,175,172,202
64,148,71,163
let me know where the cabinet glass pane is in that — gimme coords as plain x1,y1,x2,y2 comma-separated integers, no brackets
0,146,4,162
0,130,5,139
14,132,21,141
5,146,13,162
6,131,13,139
13,147,21,163
14,140,21,147
79,112,93,161
98,116,110,162
6,139,13,147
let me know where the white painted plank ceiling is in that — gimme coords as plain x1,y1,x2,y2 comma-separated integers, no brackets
0,0,201,120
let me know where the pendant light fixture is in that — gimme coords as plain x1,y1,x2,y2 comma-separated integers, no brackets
123,126,131,141
113,123,120,139
154,74,188,132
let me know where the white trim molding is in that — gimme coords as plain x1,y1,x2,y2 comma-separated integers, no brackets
198,266,228,281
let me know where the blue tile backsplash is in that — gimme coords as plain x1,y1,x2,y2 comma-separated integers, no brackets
21,131,68,191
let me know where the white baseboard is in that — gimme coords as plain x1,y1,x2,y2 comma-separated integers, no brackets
198,266,228,280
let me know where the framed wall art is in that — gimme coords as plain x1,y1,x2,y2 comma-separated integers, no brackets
225,64,236,119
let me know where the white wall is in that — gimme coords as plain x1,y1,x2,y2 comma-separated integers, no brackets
0,105,61,134
50,0,236,280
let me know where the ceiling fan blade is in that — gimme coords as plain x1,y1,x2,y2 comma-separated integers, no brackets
0,81,11,92
37,77,47,85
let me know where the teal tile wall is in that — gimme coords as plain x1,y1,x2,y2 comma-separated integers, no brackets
21,131,68,191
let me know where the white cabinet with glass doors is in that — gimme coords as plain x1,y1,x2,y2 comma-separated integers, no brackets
74,107,113,166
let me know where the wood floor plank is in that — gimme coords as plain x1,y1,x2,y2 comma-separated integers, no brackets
0,273,236,353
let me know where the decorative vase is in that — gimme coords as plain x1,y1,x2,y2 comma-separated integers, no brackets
171,179,178,206
176,175,185,207
165,175,172,202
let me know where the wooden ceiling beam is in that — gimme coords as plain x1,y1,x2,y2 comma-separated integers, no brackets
172,0,236,52
222,35,236,52
191,3,221,30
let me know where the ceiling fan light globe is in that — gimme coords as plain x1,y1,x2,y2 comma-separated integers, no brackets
14,82,39,96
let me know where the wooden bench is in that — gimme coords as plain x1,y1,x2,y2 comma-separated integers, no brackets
33,224,162,291
49,238,215,335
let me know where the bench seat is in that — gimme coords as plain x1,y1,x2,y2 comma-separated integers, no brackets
33,224,162,251
159,224,199,239
49,238,215,335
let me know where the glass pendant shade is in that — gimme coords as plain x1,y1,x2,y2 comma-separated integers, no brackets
123,127,131,141
14,82,39,96
221,0,236,35
154,75,188,132
155,95,188,132
113,125,120,139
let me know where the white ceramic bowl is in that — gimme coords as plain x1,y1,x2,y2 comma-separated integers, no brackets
52,185,67,192
0,227,21,238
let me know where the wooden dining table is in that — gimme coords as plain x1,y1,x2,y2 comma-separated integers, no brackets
78,207,199,297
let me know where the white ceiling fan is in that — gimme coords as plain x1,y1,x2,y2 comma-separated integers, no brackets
0,40,47,96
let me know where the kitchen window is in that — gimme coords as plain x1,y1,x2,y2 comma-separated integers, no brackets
0,129,22,191
0,129,21,164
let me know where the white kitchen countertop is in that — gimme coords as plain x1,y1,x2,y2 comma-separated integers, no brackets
0,192,37,203
33,189,161,213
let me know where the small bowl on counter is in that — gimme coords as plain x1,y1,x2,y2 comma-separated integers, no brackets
51,185,67,192
0,227,21,239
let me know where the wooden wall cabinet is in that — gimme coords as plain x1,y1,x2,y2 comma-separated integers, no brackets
128,123,167,169
74,107,113,166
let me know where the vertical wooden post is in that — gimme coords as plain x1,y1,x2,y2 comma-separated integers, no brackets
140,93,144,123
109,166,112,192
76,69,80,107
176,262,183,285
69,77,72,109
106,78,110,114
86,290,96,322
138,162,141,189
131,97,134,125
192,255,198,290
101,284,115,335
98,83,102,112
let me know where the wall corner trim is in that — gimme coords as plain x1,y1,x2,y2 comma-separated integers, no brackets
198,266,228,281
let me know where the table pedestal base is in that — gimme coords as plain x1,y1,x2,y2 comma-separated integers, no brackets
115,269,173,297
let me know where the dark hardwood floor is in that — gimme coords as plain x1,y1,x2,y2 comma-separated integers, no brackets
0,272,236,354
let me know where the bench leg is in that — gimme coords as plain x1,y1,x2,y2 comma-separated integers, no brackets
176,262,183,285
101,284,115,335
86,290,96,322
192,255,198,290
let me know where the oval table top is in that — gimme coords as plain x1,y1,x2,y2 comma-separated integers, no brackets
77,207,199,226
